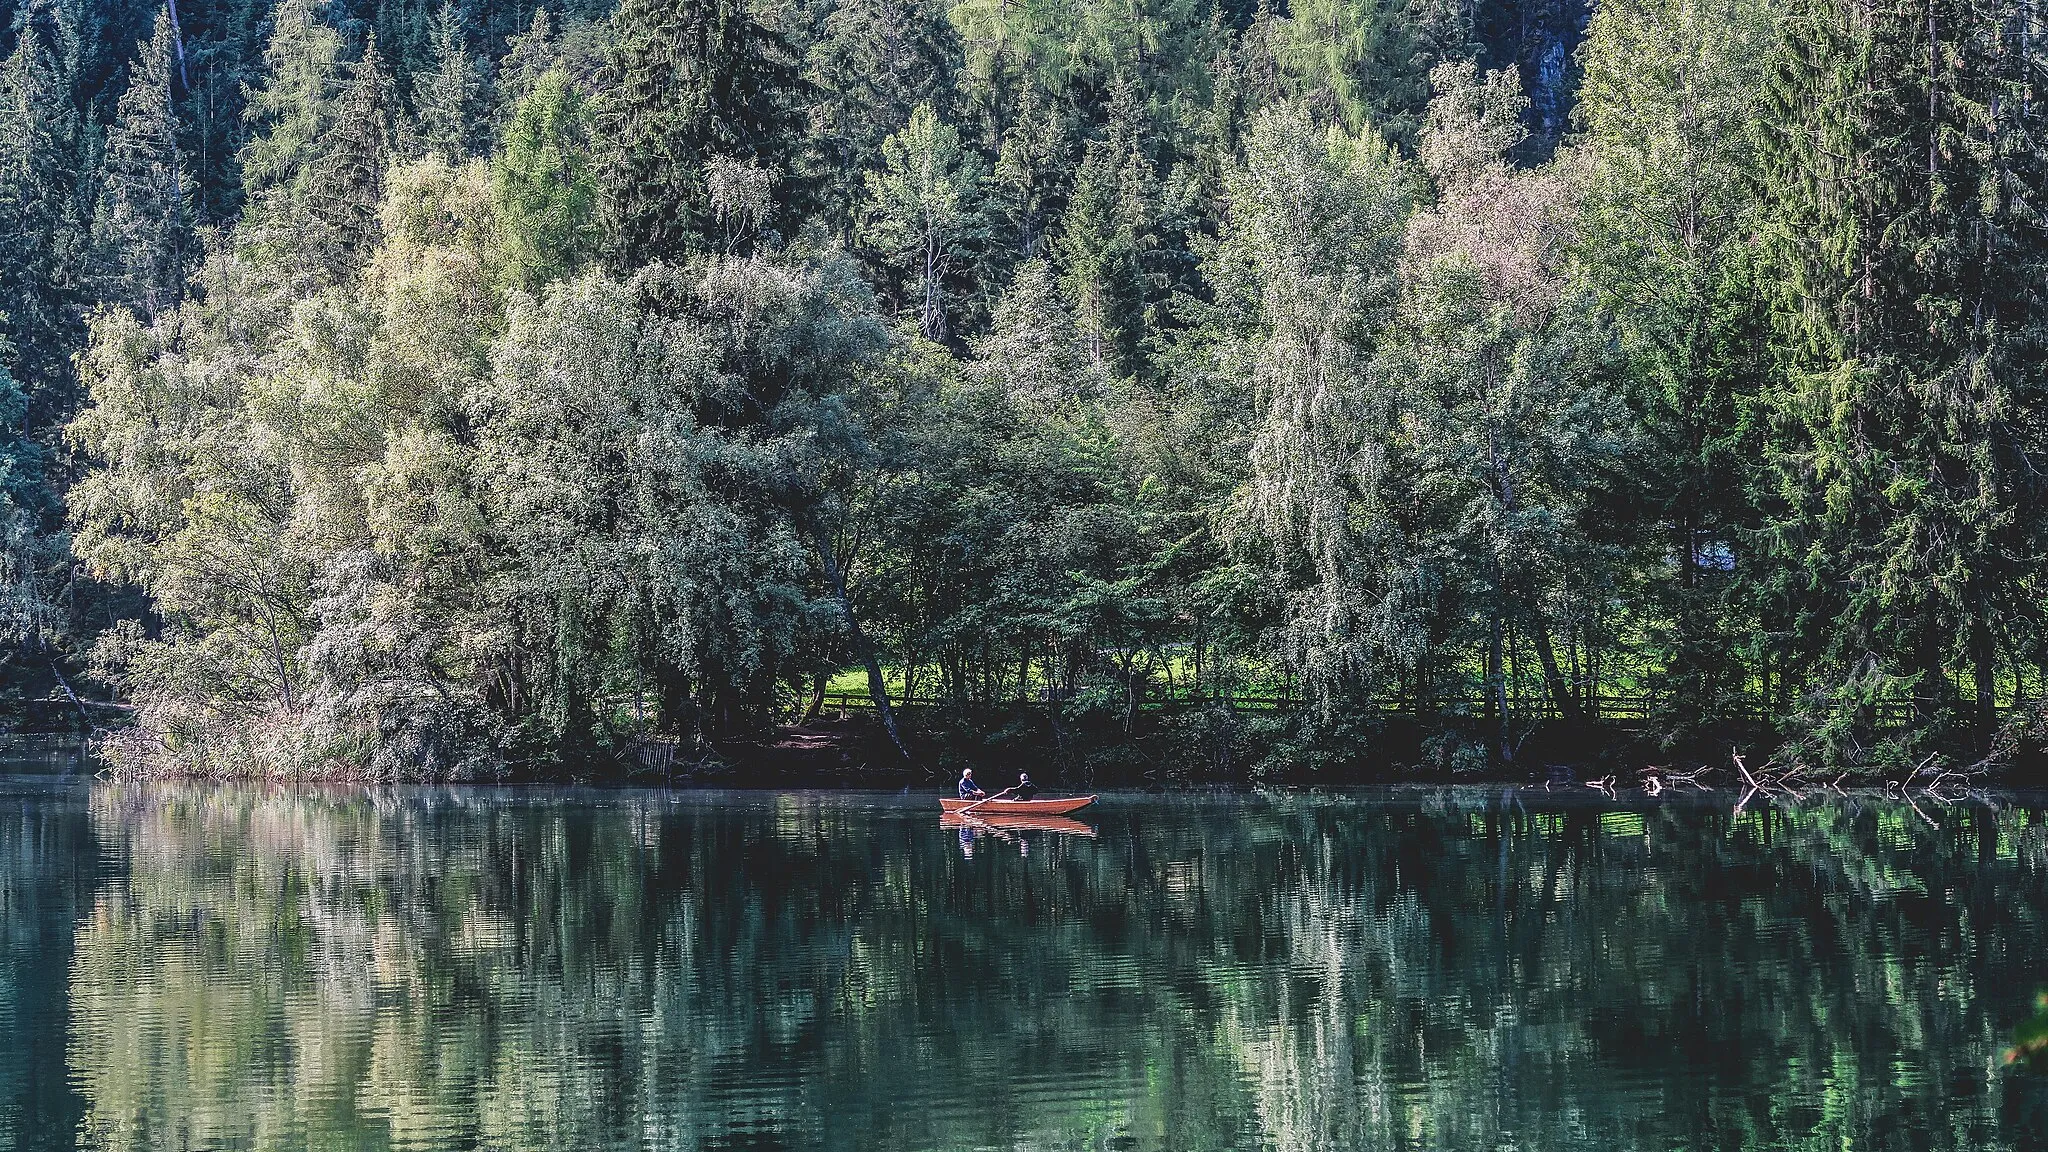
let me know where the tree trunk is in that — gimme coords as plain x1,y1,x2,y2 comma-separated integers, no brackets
652,660,693,735
808,518,913,763
1968,583,1997,744
1527,604,1586,727
1488,597,1509,764
801,669,827,724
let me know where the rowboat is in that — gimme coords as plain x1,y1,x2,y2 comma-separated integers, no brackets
940,812,1097,837
938,795,1096,817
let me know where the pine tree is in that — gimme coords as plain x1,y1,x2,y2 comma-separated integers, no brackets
800,0,957,228
494,7,558,126
413,0,481,163
305,37,394,279
1756,0,2048,758
595,0,803,267
93,10,190,321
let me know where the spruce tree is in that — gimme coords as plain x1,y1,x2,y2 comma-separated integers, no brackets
93,10,190,321
971,258,1098,409
0,334,55,653
305,37,394,279
374,0,436,81
1055,78,1155,380
412,0,481,163
494,7,558,126
1756,0,2048,758
988,89,1070,259
0,0,81,410
1573,0,1779,740
800,0,956,228
595,0,802,267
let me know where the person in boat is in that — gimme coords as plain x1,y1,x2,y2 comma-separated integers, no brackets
957,768,986,800
1014,772,1037,801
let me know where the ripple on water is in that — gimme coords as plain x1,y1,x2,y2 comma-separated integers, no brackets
16,785,2048,1152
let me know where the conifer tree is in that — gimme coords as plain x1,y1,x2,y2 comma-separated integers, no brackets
971,258,1097,409
1268,0,1473,148
595,0,802,267
413,0,482,163
1055,77,1155,379
238,0,343,202
801,0,957,227
1573,0,1780,738
987,89,1069,259
374,0,437,81
1756,0,2048,757
305,37,395,279
0,1,81,406
93,10,190,321
494,7,558,126
0,333,56,655
493,68,598,288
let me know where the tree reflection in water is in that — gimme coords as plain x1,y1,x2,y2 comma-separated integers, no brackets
27,786,2048,1151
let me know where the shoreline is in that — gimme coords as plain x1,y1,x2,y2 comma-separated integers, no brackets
16,710,2044,790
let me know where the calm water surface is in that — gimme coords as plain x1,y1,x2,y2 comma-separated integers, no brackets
2,758,2046,1151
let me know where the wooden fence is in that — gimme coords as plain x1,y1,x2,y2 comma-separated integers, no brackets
811,690,1962,727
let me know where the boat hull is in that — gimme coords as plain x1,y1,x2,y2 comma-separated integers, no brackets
939,795,1096,816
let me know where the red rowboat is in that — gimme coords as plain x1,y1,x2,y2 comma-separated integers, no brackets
938,795,1096,817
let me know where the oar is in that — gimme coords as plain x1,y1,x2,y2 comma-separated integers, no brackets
958,786,1014,816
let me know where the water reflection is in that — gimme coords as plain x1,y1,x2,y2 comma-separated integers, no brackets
13,785,2048,1150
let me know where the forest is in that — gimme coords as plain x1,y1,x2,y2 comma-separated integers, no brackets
3,0,2048,780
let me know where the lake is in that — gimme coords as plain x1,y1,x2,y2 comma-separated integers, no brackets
2,762,2046,1150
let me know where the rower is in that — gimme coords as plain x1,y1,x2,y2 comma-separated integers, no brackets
1014,771,1037,801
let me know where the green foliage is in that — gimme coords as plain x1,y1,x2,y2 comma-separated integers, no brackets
411,0,484,163
3,0,2046,777
0,0,83,403
92,11,190,324
237,0,344,219
860,103,980,342
1267,0,1472,148
801,0,959,228
1571,0,1780,744
2014,992,2048,1072
492,68,598,288
1754,0,2048,765
595,0,802,267
1211,101,1412,700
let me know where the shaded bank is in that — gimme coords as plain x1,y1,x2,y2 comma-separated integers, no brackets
625,707,2042,793
63,700,2048,787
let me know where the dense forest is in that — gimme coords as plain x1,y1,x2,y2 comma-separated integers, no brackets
3,0,2047,779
